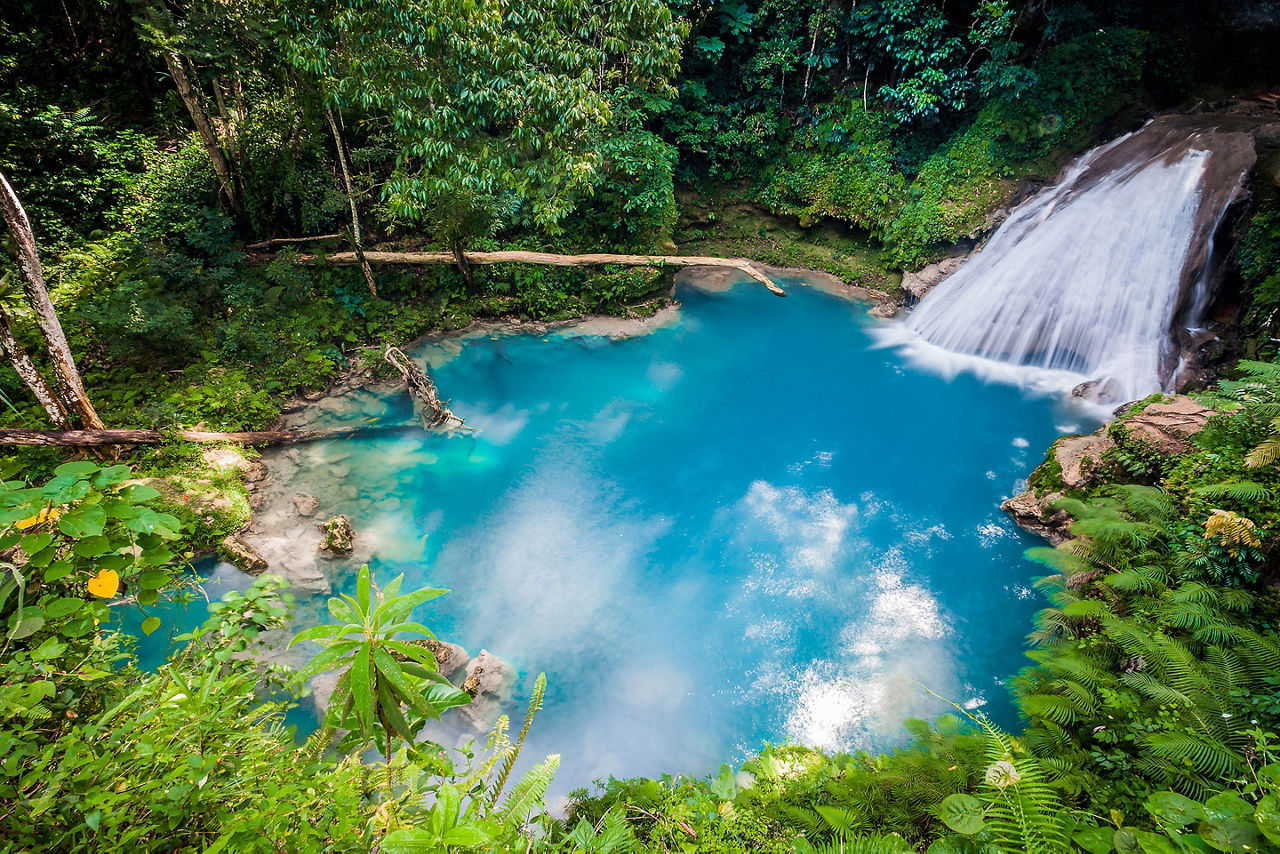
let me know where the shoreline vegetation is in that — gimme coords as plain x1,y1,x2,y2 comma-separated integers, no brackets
3,0,1280,849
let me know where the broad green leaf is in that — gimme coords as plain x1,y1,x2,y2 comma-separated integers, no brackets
19,532,52,554
138,570,169,590
356,564,370,614
1133,831,1180,854
1148,792,1205,828
1204,794,1255,823
441,825,490,847
327,596,356,624
1197,818,1263,853
141,616,162,635
71,535,111,557
1113,829,1141,853
379,829,438,854
31,636,66,661
58,505,106,538
1255,794,1280,846
54,461,100,478
119,483,162,503
290,624,343,646
41,597,84,619
92,465,132,488
7,615,45,640
938,793,985,836
1072,825,1115,854
350,646,373,733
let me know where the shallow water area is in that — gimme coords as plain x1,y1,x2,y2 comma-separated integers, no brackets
134,271,1097,796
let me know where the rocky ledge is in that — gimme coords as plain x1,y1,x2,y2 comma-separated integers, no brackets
1003,395,1221,542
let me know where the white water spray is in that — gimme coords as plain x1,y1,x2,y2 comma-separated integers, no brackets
878,119,1255,407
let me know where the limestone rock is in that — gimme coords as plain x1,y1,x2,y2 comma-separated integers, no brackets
1117,396,1218,456
868,302,898,319
1002,490,1072,544
201,447,267,484
1054,433,1115,489
901,256,965,302
457,649,517,732
292,493,319,517
220,535,269,575
318,515,355,555
419,638,470,679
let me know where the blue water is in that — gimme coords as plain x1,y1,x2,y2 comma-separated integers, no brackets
129,272,1092,795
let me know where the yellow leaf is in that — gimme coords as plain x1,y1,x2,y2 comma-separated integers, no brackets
16,507,60,530
87,569,119,599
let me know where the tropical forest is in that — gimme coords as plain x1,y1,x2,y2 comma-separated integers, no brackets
3,0,1280,851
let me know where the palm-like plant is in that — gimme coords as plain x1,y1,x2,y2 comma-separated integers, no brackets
291,564,472,756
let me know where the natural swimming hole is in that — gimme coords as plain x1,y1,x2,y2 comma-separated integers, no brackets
131,270,1099,797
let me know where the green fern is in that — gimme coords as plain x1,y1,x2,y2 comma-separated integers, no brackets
495,753,560,830
488,671,547,808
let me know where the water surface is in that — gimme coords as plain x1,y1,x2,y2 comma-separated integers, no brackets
135,272,1091,796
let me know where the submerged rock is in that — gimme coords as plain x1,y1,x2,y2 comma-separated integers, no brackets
292,493,319,517
418,638,470,679
220,535,269,575
318,515,355,555
458,649,517,732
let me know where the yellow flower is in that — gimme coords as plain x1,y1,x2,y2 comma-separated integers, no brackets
15,507,60,530
86,569,120,599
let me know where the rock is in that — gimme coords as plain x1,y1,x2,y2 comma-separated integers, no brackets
220,535,269,575
1002,490,1073,544
901,256,965,302
201,447,267,483
292,493,319,517
1116,395,1219,456
868,302,898,319
457,649,517,732
418,638,470,679
318,515,355,555
309,669,342,718
1054,433,1115,489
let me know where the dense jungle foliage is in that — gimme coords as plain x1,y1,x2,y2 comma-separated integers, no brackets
2,0,1280,850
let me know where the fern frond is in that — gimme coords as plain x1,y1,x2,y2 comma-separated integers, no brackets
489,671,547,808
496,753,560,830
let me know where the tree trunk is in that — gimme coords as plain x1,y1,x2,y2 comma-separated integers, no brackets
383,346,466,430
163,51,240,214
0,425,409,447
0,307,71,428
450,240,474,288
324,105,378,297
298,250,788,296
0,169,105,428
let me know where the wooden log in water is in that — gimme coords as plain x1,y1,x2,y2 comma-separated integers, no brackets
0,425,403,447
300,249,788,297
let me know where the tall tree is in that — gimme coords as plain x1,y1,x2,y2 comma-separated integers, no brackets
282,0,685,267
0,169,104,429
0,304,70,428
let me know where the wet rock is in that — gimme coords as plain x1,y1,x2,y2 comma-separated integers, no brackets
458,649,517,732
201,447,268,484
1054,434,1115,490
318,515,355,555
1116,396,1219,456
901,256,965,302
868,302,898,319
1001,490,1072,545
220,535,269,575
292,493,319,517
418,638,470,679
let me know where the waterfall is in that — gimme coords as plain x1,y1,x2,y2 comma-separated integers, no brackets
878,117,1256,407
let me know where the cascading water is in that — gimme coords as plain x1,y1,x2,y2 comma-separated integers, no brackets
879,116,1257,406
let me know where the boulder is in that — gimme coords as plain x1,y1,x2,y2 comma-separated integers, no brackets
318,515,355,555
200,446,268,484
457,649,517,732
1117,396,1218,456
418,638,470,679
868,302,898,319
220,534,269,575
901,256,965,302
1054,433,1115,489
292,493,319,517
1001,490,1073,544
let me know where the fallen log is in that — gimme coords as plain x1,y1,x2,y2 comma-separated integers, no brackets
0,425,412,447
384,346,468,430
300,250,787,297
246,233,343,250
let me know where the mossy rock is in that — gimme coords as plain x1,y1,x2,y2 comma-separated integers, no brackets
318,515,355,555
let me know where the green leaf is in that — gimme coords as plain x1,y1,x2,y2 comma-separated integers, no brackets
58,505,106,538
356,564,370,614
938,793,985,835
138,570,169,590
119,484,162,503
92,465,132,488
55,461,100,478
31,636,66,661
1255,794,1280,846
71,535,111,557
351,645,373,733
1148,792,1205,828
41,597,84,619
19,531,53,554
141,616,162,635
1133,831,1181,854
440,825,489,847
379,828,438,854
1113,829,1141,853
7,615,45,640
1073,825,1115,854
1197,818,1263,853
